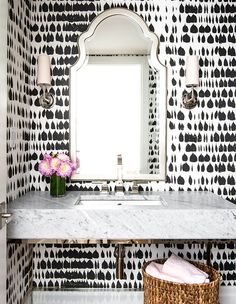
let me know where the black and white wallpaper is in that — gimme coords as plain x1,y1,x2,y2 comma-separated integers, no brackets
7,0,32,202
6,0,236,301
7,243,33,304
7,1,33,303
32,242,236,289
32,243,207,289
29,0,236,204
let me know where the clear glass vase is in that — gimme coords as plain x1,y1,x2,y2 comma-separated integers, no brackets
50,174,66,197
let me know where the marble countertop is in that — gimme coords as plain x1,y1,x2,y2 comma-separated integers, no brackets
7,191,236,241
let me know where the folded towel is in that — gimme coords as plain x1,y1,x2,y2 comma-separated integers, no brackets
146,262,185,283
162,254,209,284
145,255,210,284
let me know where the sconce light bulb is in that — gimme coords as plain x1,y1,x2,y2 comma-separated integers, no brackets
37,54,51,86
185,55,199,87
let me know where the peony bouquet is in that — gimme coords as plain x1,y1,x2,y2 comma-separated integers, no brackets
38,153,79,178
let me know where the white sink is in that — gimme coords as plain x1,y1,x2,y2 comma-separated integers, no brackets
75,194,166,209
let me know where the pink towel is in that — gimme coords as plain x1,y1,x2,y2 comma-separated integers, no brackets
145,255,209,284
162,254,209,284
146,262,185,283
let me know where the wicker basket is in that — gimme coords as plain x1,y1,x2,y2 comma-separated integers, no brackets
142,259,220,304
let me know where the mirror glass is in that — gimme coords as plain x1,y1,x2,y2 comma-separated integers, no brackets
70,9,166,181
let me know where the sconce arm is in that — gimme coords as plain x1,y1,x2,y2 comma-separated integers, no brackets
39,85,54,109
182,86,198,109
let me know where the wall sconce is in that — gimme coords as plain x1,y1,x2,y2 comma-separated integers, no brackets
37,54,54,109
182,55,199,109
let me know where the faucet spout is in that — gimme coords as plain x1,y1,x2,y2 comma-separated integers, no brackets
115,154,124,194
117,154,123,181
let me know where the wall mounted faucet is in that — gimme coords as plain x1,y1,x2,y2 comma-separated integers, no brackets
115,154,124,194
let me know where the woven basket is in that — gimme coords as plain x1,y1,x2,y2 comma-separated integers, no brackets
142,259,220,304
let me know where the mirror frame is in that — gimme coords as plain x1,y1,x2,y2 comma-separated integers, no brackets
70,8,167,181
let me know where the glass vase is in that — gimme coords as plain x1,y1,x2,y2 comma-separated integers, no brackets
50,174,66,197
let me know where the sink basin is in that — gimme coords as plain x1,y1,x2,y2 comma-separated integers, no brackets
75,194,166,209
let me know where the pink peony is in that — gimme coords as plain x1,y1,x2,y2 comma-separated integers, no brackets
43,154,52,161
50,157,61,172
38,160,53,177
57,162,73,178
57,153,70,162
38,152,79,178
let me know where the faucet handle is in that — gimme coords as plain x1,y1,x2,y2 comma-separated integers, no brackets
115,184,124,194
131,181,139,194
101,182,109,193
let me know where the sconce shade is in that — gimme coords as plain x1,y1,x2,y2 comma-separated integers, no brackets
185,55,199,87
37,54,51,86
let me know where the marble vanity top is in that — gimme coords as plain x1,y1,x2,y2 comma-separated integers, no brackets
7,191,236,241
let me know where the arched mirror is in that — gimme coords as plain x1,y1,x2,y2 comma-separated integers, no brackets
70,8,167,181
